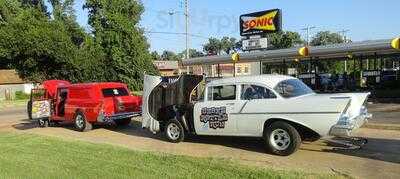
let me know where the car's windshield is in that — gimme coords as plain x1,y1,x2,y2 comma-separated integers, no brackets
274,79,314,98
102,88,129,97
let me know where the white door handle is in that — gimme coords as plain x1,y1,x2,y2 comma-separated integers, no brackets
226,103,235,106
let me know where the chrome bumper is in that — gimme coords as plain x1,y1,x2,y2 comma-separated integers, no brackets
330,113,372,137
97,112,141,123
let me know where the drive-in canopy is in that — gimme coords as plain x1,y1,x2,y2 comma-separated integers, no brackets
182,38,400,66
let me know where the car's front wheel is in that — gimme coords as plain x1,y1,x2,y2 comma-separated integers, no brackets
74,111,92,132
165,119,184,143
264,121,301,156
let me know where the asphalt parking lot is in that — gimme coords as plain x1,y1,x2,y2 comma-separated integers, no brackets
0,105,399,179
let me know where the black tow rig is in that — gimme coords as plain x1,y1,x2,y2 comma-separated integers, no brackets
324,137,368,150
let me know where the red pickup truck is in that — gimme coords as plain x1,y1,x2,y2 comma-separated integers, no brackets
28,80,142,131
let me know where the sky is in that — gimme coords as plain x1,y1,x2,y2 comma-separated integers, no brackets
73,0,400,53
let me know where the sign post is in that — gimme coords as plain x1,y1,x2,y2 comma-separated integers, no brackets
232,53,240,77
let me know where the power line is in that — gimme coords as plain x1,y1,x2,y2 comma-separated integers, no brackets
301,26,316,46
144,31,208,39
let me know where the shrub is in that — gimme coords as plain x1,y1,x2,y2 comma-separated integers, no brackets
14,91,30,100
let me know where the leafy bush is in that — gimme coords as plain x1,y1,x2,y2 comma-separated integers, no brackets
14,91,29,100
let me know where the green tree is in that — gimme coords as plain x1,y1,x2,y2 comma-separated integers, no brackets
0,0,82,82
203,37,238,55
178,49,204,59
150,51,160,61
75,37,108,82
267,31,304,49
220,36,237,54
311,31,346,73
310,31,344,46
203,37,222,55
161,50,180,61
49,0,85,46
84,0,158,90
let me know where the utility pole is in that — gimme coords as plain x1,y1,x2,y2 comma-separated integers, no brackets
338,29,349,43
301,26,316,73
184,0,190,74
301,26,316,46
338,29,350,72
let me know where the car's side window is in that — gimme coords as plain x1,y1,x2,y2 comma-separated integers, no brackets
241,84,276,100
207,85,236,101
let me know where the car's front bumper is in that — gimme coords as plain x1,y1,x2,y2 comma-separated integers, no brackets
97,112,141,123
330,113,372,137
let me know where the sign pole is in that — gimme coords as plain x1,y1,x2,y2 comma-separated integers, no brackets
232,52,240,77
233,62,236,77
185,0,190,74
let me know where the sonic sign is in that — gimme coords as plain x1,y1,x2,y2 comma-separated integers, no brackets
240,9,282,36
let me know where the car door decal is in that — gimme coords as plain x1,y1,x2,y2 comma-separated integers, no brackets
200,107,228,129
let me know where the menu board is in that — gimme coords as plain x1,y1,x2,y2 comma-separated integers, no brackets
32,100,51,119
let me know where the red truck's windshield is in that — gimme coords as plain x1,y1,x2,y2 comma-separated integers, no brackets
102,88,129,97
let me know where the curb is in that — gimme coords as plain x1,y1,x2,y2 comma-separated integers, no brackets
363,123,400,131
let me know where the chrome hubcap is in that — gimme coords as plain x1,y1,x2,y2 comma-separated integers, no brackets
270,129,291,151
75,115,84,128
167,123,180,140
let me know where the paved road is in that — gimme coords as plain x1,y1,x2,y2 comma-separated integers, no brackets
368,103,400,125
0,106,399,179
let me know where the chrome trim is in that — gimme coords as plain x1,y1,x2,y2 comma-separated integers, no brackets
97,112,141,123
231,111,341,115
330,111,372,137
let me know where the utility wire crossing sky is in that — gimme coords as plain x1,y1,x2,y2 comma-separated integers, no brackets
72,0,400,53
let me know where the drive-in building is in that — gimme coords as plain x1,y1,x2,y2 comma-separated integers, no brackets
182,38,400,97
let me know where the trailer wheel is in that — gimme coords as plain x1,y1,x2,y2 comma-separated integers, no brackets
27,100,32,120
38,118,49,128
165,119,184,143
264,121,301,156
74,111,92,132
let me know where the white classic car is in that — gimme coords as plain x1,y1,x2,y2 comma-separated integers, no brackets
142,74,371,156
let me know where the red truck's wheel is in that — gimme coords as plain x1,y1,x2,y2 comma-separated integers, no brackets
74,111,92,132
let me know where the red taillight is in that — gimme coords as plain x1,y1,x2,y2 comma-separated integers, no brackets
116,98,125,111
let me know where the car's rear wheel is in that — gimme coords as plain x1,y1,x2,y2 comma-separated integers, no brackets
165,119,184,143
264,121,301,156
74,111,92,132
116,118,132,126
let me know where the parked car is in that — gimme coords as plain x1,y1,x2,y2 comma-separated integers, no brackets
142,74,371,156
28,80,142,131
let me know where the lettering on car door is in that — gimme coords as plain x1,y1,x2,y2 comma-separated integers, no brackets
194,84,239,135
